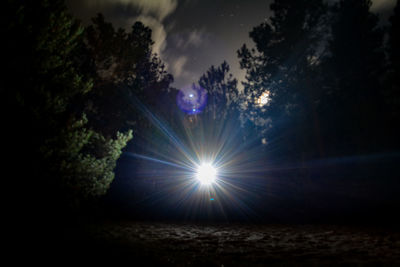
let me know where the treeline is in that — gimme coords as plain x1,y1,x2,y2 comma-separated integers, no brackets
3,0,175,212
188,0,400,222
2,0,400,212
199,0,400,164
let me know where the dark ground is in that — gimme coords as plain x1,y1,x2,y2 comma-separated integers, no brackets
48,220,400,266
16,158,400,265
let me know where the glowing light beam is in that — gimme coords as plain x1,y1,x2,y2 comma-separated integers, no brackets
196,163,217,185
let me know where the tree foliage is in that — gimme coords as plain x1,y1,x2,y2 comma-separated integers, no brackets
199,61,239,122
318,0,385,155
83,14,174,136
236,0,400,162
3,0,132,208
238,0,326,160
384,0,400,124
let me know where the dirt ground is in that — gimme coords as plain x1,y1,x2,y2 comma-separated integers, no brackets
58,221,400,266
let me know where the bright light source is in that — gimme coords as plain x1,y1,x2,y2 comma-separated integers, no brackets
257,90,270,107
196,163,217,185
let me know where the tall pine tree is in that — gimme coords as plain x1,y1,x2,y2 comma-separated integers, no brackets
384,0,400,132
238,0,326,161
3,0,132,211
319,0,385,155
83,14,174,137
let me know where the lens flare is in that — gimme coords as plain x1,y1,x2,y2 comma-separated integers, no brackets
176,84,207,114
121,85,268,220
196,163,217,185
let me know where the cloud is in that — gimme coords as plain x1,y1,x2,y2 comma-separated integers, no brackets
169,54,198,87
171,56,188,77
174,29,206,50
371,0,396,12
83,0,177,21
71,0,178,58
187,30,204,47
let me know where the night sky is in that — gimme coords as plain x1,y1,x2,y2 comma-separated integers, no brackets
67,0,397,90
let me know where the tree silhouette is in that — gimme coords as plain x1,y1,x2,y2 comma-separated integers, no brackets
3,0,132,210
83,14,174,137
199,61,239,123
238,0,326,161
389,0,400,75
319,0,385,155
384,0,400,135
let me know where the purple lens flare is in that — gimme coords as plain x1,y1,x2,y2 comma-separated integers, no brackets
176,84,207,115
